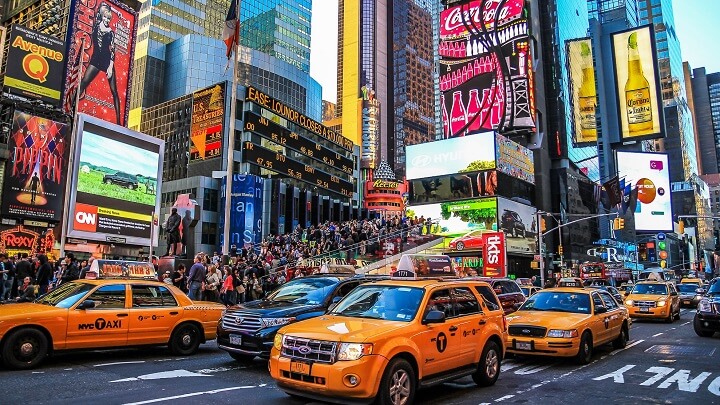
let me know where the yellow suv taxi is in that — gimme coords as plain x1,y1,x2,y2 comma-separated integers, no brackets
0,266,224,369
506,287,630,364
624,281,680,322
269,278,507,404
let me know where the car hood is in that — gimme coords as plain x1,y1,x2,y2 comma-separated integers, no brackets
0,302,66,320
626,294,670,302
230,300,324,317
704,295,720,304
278,315,406,342
507,310,590,330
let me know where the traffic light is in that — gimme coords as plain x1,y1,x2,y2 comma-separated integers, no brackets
678,220,685,234
540,217,546,233
558,245,564,256
614,218,625,229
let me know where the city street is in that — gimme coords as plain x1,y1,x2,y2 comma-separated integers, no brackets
2,308,719,405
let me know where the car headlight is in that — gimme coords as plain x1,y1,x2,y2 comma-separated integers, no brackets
337,343,373,361
625,299,634,306
546,329,578,338
698,300,712,312
273,333,284,350
657,300,667,307
260,317,296,328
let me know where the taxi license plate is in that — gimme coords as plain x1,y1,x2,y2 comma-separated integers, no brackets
640,307,649,312
515,342,532,351
229,334,242,346
290,361,311,375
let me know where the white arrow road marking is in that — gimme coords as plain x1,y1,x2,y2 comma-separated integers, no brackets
123,385,261,405
110,369,212,383
709,376,720,396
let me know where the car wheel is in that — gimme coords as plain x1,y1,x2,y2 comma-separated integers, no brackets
169,323,202,355
472,340,501,387
105,179,112,185
511,228,517,238
229,352,255,363
128,184,135,190
377,358,415,405
612,323,628,349
456,241,465,251
664,311,673,323
575,331,593,365
1,328,49,370
693,315,714,337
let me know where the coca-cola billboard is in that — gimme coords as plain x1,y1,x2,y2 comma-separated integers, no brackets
439,0,535,137
481,231,506,277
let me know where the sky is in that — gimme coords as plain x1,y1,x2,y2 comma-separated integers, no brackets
309,1,720,104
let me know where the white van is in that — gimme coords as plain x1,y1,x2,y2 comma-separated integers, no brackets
638,268,674,283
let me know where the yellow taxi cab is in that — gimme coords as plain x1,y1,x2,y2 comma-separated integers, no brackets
506,287,630,364
268,256,507,405
0,260,224,369
624,281,680,322
680,277,704,286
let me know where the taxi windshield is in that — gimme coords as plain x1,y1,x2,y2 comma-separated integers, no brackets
631,283,668,295
676,284,699,293
35,282,95,308
265,277,338,305
519,291,591,314
329,285,424,322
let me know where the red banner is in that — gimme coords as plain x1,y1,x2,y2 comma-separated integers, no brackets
63,0,137,126
481,231,506,277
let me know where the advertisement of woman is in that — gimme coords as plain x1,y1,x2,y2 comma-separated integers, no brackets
63,0,137,126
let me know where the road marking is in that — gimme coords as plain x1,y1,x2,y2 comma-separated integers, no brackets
514,363,557,375
94,361,146,367
123,385,260,405
669,327,677,331
194,366,246,374
652,333,664,337
709,376,720,396
500,360,522,372
31,371,44,374
495,395,515,402
640,366,675,386
592,365,636,383
610,339,644,356
658,370,712,392
111,369,212,383
682,321,691,326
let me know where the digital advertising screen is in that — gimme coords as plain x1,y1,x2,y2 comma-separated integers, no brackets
439,0,534,137
1,111,69,221
190,83,225,162
4,25,66,104
616,151,671,232
497,196,537,254
495,133,534,184
566,38,597,145
405,132,496,180
611,25,664,141
63,0,138,126
67,114,164,245
408,197,498,238
218,174,265,247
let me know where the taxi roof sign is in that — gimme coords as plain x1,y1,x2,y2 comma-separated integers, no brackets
392,254,455,280
87,260,157,280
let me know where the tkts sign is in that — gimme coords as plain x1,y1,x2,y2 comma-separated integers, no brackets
0,225,40,254
481,231,506,277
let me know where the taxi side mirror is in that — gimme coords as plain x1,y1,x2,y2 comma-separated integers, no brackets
670,291,678,296
624,290,631,296
697,288,705,294
422,310,445,325
77,300,95,310
331,296,343,304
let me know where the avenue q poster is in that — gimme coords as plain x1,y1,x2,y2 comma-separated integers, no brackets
63,0,137,126
1,111,69,221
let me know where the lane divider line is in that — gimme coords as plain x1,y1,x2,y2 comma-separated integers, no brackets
123,385,261,405
496,394,515,402
652,333,663,337
610,339,645,356
94,361,146,367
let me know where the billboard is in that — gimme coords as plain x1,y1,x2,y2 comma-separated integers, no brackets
611,25,664,141
63,0,138,126
218,174,265,247
497,196,537,254
406,132,496,180
1,111,69,221
67,114,164,245
439,0,534,137
408,170,535,205
190,83,225,162
360,95,380,169
566,38,597,144
409,197,498,237
4,25,66,104
616,151,672,232
495,133,534,183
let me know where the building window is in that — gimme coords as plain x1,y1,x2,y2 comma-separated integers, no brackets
201,222,217,246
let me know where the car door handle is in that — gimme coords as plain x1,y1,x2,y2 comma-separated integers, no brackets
169,311,179,315
117,314,128,318
478,319,487,325
449,325,458,332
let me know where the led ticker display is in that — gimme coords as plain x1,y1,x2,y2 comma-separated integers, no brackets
242,141,354,198
243,111,354,178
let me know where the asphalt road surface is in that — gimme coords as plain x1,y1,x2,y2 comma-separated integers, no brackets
3,308,719,405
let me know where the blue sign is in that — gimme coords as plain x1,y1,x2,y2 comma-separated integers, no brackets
657,232,666,241
219,174,265,248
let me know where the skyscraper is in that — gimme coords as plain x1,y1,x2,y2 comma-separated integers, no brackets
336,0,437,177
128,0,313,129
689,67,720,174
